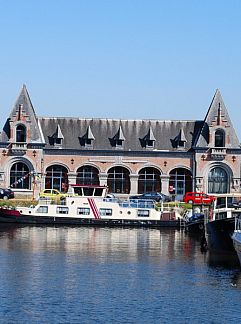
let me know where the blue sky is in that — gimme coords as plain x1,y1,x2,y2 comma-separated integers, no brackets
1,0,241,139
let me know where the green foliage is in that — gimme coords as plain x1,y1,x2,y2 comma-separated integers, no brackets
0,199,38,208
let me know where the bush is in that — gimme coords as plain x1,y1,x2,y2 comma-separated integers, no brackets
0,199,38,208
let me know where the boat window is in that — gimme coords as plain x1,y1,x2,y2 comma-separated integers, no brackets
227,197,241,208
56,207,69,214
216,197,226,209
37,206,48,213
215,212,227,220
233,212,241,218
73,187,83,196
77,207,90,215
137,210,150,217
99,208,112,216
83,187,94,196
94,188,104,196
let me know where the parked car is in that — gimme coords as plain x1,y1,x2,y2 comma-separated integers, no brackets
183,192,216,204
39,189,67,199
129,192,171,202
0,188,14,200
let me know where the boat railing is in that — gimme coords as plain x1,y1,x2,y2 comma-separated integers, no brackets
120,199,156,209
102,197,120,203
38,197,62,205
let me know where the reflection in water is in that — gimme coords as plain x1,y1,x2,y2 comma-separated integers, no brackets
0,225,203,263
0,225,241,323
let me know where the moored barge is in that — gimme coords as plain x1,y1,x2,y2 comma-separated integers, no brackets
0,185,180,228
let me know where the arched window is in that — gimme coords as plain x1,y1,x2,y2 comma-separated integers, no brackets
76,166,99,185
16,125,26,142
138,167,161,193
215,129,225,147
10,162,30,189
169,168,192,200
45,165,68,192
107,167,130,194
208,167,228,193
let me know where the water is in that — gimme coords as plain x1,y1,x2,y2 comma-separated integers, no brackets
0,225,240,323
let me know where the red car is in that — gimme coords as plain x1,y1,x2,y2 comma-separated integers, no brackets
183,192,216,204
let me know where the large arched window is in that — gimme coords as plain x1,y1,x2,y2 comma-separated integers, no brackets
76,166,99,185
10,162,30,189
16,124,26,142
169,168,192,200
208,167,228,193
138,167,161,193
107,166,130,194
45,165,68,192
215,129,225,147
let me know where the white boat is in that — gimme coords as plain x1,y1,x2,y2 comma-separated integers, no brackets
206,193,241,253
0,185,180,227
232,218,241,265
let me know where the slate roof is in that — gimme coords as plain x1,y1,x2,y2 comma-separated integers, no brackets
38,117,203,151
2,86,238,152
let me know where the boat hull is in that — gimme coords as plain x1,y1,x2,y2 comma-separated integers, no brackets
206,217,235,253
232,233,241,266
185,220,204,233
0,211,180,228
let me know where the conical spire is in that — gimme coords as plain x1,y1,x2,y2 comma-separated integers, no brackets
85,125,95,140
113,125,125,141
53,124,64,139
176,128,187,142
144,126,156,141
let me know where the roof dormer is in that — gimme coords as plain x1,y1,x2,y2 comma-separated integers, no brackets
79,125,95,148
110,125,125,148
174,128,187,149
140,127,156,148
52,124,64,147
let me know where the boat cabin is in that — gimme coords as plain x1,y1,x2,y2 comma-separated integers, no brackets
212,193,241,220
68,184,108,197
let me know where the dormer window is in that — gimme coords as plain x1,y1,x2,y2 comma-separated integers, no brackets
86,139,92,146
82,138,94,147
16,124,26,142
141,127,156,149
110,125,125,149
177,140,185,148
55,138,62,145
215,129,225,147
80,126,95,148
52,124,64,147
174,128,187,149
146,140,154,148
115,139,123,147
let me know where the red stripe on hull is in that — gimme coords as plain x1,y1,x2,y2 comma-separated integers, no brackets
0,208,21,217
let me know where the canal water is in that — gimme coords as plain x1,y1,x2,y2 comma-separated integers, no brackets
0,225,241,323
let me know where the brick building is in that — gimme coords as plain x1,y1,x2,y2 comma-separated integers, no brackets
0,85,240,199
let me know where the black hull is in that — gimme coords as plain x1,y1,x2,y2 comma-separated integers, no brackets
185,220,204,233
206,217,235,254
0,214,180,228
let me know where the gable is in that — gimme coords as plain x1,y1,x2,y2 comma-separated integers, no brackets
195,89,240,148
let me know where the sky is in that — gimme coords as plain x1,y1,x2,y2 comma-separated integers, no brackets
0,0,241,139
